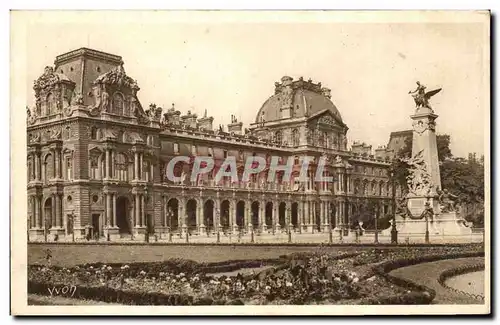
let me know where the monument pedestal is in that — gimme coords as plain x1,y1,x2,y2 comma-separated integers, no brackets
133,226,146,241
395,211,472,238
434,212,473,236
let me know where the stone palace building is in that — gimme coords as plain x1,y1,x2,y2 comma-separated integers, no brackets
27,48,403,241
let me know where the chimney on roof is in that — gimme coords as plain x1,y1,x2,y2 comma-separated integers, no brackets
228,114,243,135
198,109,214,131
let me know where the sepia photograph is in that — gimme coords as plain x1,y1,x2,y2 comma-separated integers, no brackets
10,10,490,315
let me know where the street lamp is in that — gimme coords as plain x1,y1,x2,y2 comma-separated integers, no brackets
328,205,333,244
44,213,48,242
70,210,75,242
390,168,398,244
374,203,379,244
287,206,292,243
216,208,221,243
144,186,149,243
424,200,431,244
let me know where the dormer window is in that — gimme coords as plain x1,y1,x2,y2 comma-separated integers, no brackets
112,92,124,115
91,127,99,140
46,93,56,116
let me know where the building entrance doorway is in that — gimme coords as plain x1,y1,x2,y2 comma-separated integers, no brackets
116,197,131,234
91,213,100,239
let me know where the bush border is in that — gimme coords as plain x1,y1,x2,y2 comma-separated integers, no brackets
438,263,485,301
358,251,485,305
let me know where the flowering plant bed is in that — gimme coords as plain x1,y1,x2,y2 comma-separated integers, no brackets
28,244,484,305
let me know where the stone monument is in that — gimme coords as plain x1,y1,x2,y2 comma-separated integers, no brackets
394,82,472,239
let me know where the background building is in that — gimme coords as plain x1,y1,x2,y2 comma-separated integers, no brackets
26,48,403,241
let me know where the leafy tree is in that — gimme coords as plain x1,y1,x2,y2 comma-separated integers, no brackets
390,132,484,226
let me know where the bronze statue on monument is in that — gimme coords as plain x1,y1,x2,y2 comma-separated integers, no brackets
408,81,442,112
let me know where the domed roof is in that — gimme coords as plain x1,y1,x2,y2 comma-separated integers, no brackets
255,76,343,123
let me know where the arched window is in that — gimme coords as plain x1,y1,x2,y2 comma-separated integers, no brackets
115,153,128,181
362,180,368,195
27,156,33,181
318,132,325,147
292,128,299,147
117,130,124,143
89,156,100,179
46,93,56,116
274,131,282,145
91,127,98,140
65,155,73,180
143,160,151,182
44,153,53,181
323,132,329,148
63,126,71,140
112,92,124,115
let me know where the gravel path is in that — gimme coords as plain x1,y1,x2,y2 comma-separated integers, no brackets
389,257,485,304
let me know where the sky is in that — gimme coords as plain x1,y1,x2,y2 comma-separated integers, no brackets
20,11,489,158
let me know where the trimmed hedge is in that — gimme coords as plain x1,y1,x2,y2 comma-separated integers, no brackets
438,263,485,301
62,257,284,277
364,251,485,305
28,280,196,305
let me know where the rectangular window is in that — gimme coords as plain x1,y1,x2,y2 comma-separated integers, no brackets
66,157,72,180
208,147,213,157
191,145,197,155
174,143,179,154
90,158,98,179
223,150,228,158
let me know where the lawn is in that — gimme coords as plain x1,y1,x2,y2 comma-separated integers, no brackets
29,244,365,266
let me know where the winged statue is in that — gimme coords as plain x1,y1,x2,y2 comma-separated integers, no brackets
408,81,441,112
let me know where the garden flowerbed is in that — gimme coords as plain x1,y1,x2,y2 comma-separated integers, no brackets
28,244,484,305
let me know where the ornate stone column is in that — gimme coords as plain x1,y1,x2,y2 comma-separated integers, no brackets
139,153,144,180
110,150,115,179
35,195,41,228
260,200,265,231
245,201,250,230
134,151,139,180
134,194,140,227
298,200,303,229
179,197,186,229
35,153,40,181
105,149,110,179
112,193,117,227
163,195,168,227
106,192,112,227
303,200,309,231
140,194,145,227
51,193,56,228
214,199,219,229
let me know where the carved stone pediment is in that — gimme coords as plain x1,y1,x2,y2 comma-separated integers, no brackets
93,64,139,91
33,66,75,118
88,147,103,156
34,67,63,92
317,115,337,127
